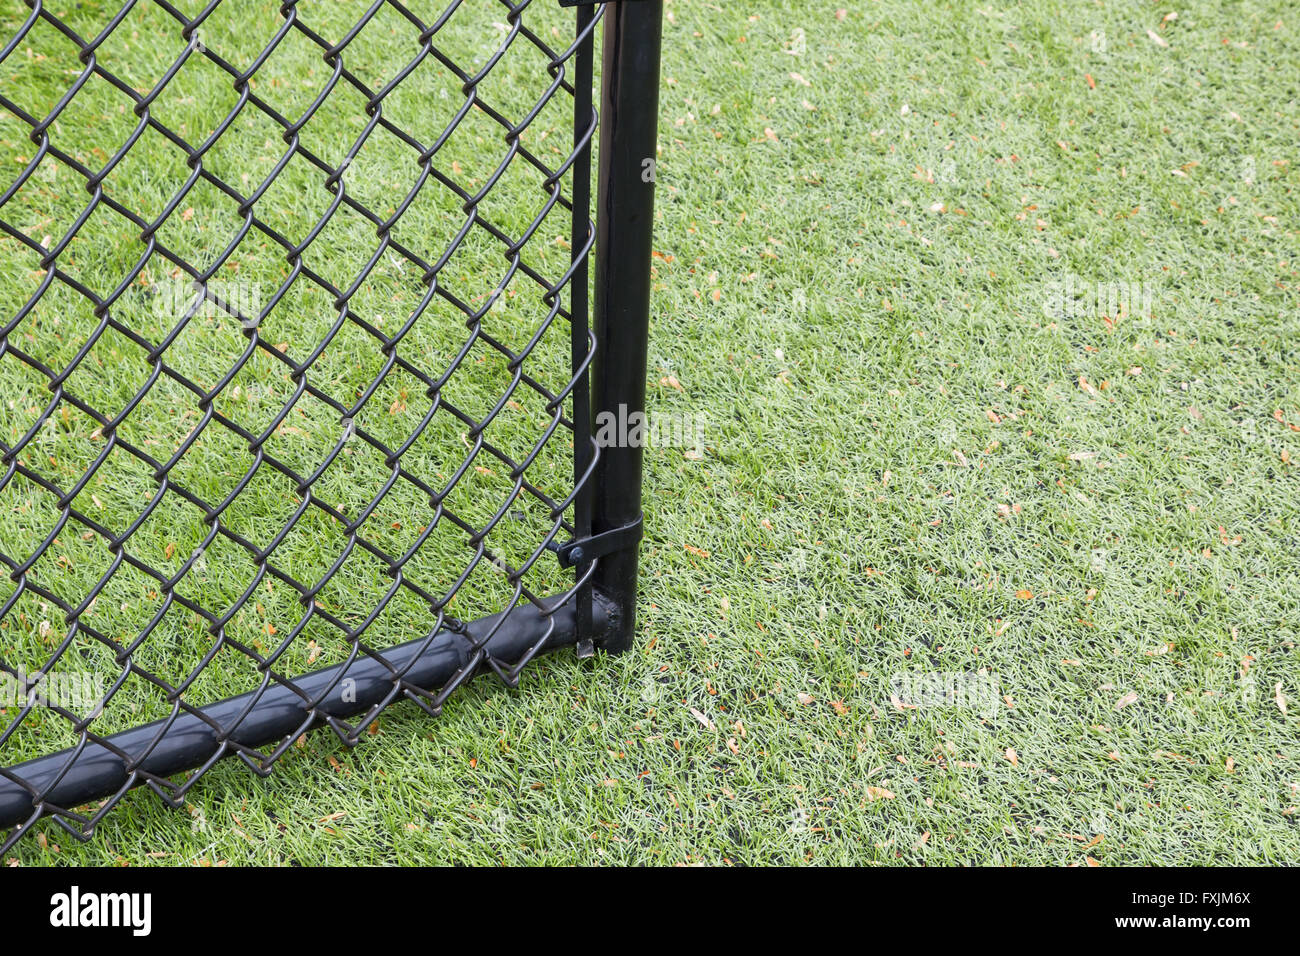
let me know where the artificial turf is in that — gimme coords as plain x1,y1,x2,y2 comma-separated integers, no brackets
2,0,1297,865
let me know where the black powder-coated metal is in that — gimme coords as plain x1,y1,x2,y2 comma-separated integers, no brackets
0,0,662,851
0,591,613,831
590,0,662,653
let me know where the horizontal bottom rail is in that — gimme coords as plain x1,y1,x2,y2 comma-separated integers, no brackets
0,592,613,832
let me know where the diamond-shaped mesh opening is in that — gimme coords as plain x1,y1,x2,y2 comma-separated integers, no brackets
1,0,604,850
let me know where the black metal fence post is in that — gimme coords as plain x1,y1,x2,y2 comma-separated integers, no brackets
590,0,663,653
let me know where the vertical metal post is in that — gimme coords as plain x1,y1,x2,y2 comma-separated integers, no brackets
569,1,596,658
590,0,663,653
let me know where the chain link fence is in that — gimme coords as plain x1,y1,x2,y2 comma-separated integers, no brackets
0,0,661,852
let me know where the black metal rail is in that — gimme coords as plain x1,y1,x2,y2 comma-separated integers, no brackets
0,590,614,830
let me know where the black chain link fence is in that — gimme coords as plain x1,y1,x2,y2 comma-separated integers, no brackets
0,0,660,852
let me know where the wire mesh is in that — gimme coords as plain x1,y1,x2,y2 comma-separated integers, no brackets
0,0,603,850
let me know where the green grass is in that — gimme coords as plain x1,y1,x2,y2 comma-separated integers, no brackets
3,0,1298,865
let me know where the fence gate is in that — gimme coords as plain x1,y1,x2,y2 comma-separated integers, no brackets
0,0,661,852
